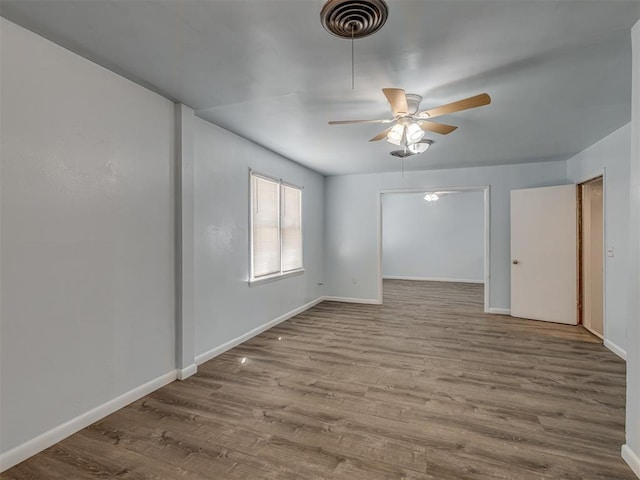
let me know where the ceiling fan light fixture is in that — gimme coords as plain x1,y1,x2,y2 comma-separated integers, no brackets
386,124,405,145
328,88,491,157
424,193,440,202
404,94,423,115
406,123,425,144
408,139,433,154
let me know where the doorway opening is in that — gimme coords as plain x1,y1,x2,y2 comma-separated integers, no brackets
578,176,605,340
378,186,490,312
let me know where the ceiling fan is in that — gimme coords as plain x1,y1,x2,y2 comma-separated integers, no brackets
329,88,491,153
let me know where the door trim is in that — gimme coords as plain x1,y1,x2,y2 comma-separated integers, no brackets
576,169,606,341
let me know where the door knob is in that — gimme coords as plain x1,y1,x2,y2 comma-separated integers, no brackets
512,260,519,265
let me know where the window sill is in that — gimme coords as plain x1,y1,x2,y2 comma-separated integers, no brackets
249,269,305,287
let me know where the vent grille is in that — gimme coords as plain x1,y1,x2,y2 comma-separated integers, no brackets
320,0,389,39
390,150,414,158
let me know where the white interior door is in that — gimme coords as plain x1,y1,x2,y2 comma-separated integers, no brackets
511,185,577,324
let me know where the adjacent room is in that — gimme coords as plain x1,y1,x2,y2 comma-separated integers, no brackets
382,190,485,284
381,188,487,312
1,0,640,478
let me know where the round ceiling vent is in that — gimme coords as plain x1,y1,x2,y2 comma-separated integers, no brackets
320,0,389,39
389,150,414,158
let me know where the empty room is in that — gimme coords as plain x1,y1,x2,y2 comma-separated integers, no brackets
1,0,640,478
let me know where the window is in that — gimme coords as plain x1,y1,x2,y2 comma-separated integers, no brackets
250,172,303,283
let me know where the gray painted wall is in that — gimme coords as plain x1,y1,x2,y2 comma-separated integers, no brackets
566,123,631,356
324,162,568,309
624,19,640,478
0,18,176,453
193,118,325,358
382,192,484,282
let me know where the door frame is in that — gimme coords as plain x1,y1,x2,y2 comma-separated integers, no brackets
576,169,607,340
377,185,491,312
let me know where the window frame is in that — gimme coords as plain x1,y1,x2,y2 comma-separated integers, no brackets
249,170,304,285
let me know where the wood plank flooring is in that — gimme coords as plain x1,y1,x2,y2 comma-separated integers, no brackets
3,280,633,479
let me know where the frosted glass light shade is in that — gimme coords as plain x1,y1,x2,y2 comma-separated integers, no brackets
386,124,405,146
406,123,425,143
408,141,430,153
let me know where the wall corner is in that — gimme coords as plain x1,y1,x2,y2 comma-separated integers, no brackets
174,103,197,379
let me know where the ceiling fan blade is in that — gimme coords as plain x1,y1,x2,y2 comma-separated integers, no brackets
382,88,409,116
418,120,458,135
328,119,393,125
369,126,394,142
419,93,491,119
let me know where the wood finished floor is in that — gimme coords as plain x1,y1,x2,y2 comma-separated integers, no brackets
3,280,633,479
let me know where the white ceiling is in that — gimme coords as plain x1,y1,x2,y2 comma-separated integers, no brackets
2,0,638,175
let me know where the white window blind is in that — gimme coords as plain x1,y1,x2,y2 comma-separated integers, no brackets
250,173,303,282
281,185,302,272
252,175,280,278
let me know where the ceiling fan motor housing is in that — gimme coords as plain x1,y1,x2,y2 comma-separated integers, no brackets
404,94,423,115
320,0,389,39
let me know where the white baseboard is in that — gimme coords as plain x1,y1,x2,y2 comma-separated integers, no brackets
622,444,640,479
584,325,604,341
0,370,177,473
323,296,382,305
177,363,197,380
194,297,325,366
383,275,484,284
0,297,331,472
486,307,511,315
604,339,627,361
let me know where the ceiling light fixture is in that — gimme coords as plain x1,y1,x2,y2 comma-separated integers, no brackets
406,123,425,143
423,190,454,202
424,193,440,202
408,139,433,154
387,124,405,146
385,117,426,148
